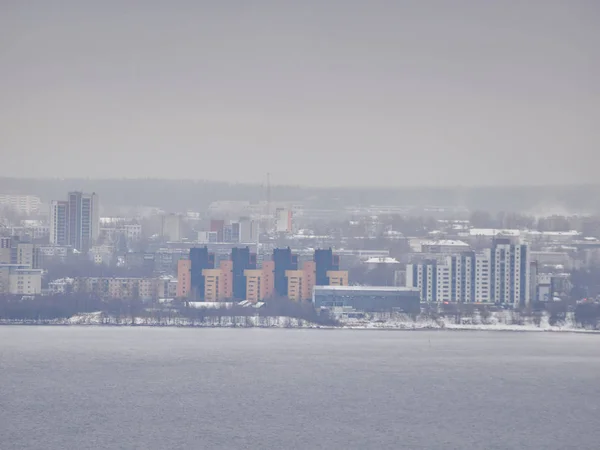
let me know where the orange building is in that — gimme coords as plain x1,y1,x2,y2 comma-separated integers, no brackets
176,259,192,298
200,261,234,302
261,261,275,300
219,260,233,299
202,268,222,302
327,270,349,286
244,261,275,303
285,261,316,302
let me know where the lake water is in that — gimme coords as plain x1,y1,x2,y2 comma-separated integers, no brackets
1,327,599,449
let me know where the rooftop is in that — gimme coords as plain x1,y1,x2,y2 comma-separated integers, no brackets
421,239,469,247
524,230,580,236
469,228,521,237
365,257,400,264
314,285,419,293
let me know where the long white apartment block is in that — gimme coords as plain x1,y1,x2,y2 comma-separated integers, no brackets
406,239,530,306
0,194,41,215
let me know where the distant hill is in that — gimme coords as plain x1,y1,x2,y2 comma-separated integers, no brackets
1,177,599,214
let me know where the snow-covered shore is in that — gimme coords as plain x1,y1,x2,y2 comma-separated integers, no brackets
0,312,326,328
340,311,600,333
1,311,599,333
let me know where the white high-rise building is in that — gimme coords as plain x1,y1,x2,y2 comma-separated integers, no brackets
162,214,182,241
50,200,69,245
0,194,41,215
275,208,292,233
67,192,100,252
406,240,529,306
489,239,530,306
239,217,259,243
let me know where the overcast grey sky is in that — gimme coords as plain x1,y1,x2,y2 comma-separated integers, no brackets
1,0,598,187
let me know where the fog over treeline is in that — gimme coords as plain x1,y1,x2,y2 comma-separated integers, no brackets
2,178,600,214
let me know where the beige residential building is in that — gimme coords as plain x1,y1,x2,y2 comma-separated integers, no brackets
244,261,275,303
326,270,349,286
0,194,41,215
72,277,159,300
286,261,316,302
202,269,223,302
0,265,42,295
177,259,192,298
9,268,42,295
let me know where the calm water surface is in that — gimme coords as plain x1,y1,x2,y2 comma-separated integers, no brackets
1,327,599,450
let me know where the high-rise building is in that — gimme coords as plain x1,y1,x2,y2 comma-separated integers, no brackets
189,247,215,300
218,260,233,300
490,239,530,306
176,259,192,298
273,248,298,297
201,261,234,301
202,269,223,301
239,217,259,243
244,261,275,303
210,219,225,242
230,222,241,243
406,240,530,306
231,247,257,300
223,223,239,243
49,200,69,245
67,191,99,253
0,237,12,264
314,248,340,286
275,208,293,233
407,252,486,303
162,214,182,242
286,261,316,302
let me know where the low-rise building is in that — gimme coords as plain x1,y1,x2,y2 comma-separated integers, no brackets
0,194,42,216
71,276,160,300
0,264,42,295
326,270,349,286
155,276,177,299
48,277,75,295
420,240,470,254
124,224,142,242
313,286,420,314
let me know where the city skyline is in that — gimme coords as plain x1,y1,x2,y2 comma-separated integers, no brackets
1,1,598,187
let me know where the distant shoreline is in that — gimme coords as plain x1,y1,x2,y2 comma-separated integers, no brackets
2,321,599,334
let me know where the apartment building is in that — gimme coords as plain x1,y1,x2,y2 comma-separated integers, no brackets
406,239,530,306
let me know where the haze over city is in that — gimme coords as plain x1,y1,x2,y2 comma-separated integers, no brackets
4,3,600,450
1,0,598,187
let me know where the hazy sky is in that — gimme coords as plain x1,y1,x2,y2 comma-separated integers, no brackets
1,0,598,187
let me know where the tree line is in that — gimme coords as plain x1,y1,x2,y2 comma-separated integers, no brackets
0,294,338,327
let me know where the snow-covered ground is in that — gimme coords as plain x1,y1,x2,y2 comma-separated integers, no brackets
340,311,600,333
1,311,599,333
0,313,324,329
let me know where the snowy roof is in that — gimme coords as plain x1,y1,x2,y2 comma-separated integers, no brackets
469,228,521,237
314,286,419,293
525,230,580,236
188,302,235,309
365,257,400,264
49,277,74,285
421,240,469,247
